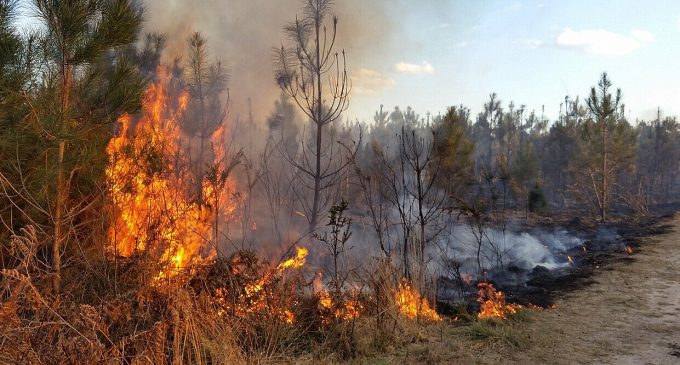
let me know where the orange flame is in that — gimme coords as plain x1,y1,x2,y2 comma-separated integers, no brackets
215,247,308,323
394,278,441,321
315,272,363,323
477,282,522,319
317,290,363,323
244,247,308,298
106,67,236,281
625,245,634,254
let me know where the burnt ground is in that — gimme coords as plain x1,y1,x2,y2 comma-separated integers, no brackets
500,213,680,365
360,212,680,365
436,209,676,315
503,212,676,309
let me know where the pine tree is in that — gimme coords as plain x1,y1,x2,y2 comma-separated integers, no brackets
24,0,143,292
274,0,351,232
572,73,636,221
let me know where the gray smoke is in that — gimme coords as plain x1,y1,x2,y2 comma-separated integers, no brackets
436,224,584,284
140,0,397,122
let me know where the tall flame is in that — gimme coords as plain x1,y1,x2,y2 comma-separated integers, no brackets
106,67,235,280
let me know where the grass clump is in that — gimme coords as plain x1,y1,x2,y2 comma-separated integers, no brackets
458,318,528,349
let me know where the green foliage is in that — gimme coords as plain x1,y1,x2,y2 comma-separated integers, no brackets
0,0,145,249
569,73,637,220
636,115,680,201
510,140,539,213
433,106,475,198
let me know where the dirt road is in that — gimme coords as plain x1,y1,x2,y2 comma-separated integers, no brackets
508,216,680,364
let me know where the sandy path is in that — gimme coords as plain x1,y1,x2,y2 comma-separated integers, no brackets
510,216,680,364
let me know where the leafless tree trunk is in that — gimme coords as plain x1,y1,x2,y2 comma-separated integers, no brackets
274,0,352,232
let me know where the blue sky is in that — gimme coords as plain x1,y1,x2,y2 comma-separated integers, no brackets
346,0,680,122
13,0,680,123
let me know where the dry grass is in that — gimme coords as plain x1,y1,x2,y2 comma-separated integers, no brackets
0,227,455,364
0,225,587,365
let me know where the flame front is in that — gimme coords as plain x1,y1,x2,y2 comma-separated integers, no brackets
245,247,308,296
477,282,522,319
215,247,308,323
106,67,235,280
315,272,364,323
394,278,441,321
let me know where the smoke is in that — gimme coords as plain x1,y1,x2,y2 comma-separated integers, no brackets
135,1,592,286
140,0,397,122
437,224,585,285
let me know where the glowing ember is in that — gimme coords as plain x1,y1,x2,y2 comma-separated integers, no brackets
477,282,522,319
567,255,574,265
394,278,441,321
106,67,236,281
625,245,634,254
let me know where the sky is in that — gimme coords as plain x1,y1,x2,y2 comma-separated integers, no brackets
345,0,680,122
13,0,680,123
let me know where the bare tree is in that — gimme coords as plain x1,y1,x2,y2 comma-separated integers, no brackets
369,121,445,286
350,146,391,258
399,127,446,286
274,0,351,232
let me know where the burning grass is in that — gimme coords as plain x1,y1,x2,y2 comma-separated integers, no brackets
394,278,441,321
477,282,524,320
0,62,572,365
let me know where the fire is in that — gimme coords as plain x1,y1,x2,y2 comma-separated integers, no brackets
314,273,363,323
394,278,441,321
317,290,363,323
277,247,308,269
567,255,574,265
526,303,544,310
214,247,308,323
106,67,236,281
625,245,634,254
245,247,308,296
247,246,306,301
477,282,522,319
